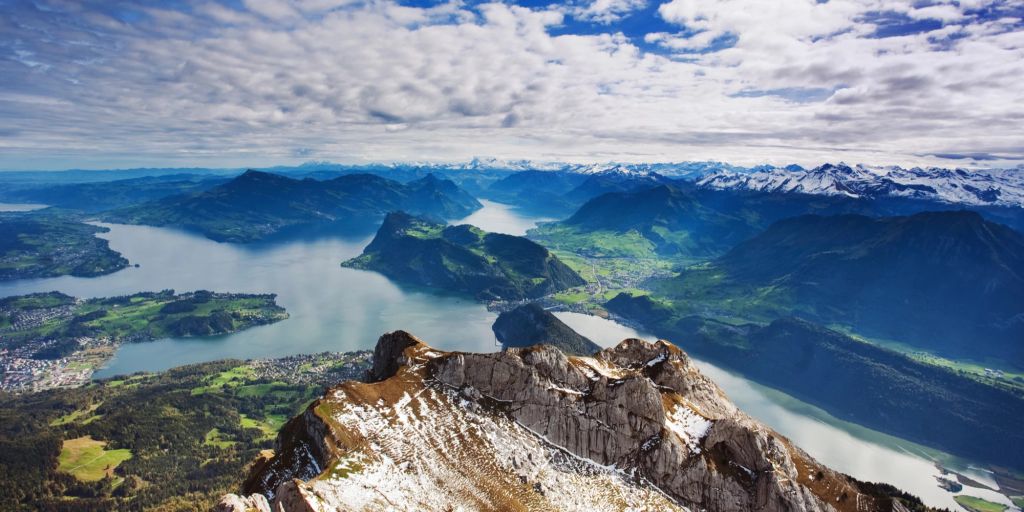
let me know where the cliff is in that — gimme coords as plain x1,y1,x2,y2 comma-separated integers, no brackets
218,331,924,512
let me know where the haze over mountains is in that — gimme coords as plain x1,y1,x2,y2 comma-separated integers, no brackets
694,211,1024,365
103,170,482,242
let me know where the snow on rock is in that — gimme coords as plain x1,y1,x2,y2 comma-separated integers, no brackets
234,330,924,512
697,163,1024,207
664,403,713,454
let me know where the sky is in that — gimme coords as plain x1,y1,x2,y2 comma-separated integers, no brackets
1,0,1023,170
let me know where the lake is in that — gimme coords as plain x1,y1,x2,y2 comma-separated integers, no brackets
0,202,1012,510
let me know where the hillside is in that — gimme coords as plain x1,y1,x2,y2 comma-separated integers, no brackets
530,182,1024,262
342,212,585,301
491,303,600,355
604,293,1024,470
0,217,129,280
0,351,371,511
223,331,930,512
659,211,1024,365
105,171,482,242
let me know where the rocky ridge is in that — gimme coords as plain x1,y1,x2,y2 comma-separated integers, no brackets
218,331,922,512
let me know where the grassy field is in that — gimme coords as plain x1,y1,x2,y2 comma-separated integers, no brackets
58,436,133,482
954,495,1008,512
50,402,102,426
203,428,236,449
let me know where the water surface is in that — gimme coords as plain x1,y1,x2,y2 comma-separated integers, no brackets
451,199,554,235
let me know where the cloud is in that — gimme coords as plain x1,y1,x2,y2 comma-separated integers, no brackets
573,0,648,24
0,0,1021,170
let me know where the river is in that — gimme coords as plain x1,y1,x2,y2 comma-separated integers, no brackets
0,201,1013,511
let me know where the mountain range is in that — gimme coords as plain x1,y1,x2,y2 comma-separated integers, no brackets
222,331,928,512
104,171,482,242
659,210,1024,366
697,162,1024,208
342,212,585,301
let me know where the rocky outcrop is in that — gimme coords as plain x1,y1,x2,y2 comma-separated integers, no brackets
223,331,927,512
214,493,271,512
492,302,601,355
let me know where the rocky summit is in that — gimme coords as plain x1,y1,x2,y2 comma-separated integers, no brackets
217,331,922,512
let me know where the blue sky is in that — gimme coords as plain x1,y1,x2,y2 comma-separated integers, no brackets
1,0,1022,170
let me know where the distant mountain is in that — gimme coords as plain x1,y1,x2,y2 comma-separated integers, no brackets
532,180,1024,260
225,331,929,512
698,162,1024,208
492,303,600,355
104,171,482,243
604,294,1024,470
666,211,1024,365
483,168,680,216
0,175,227,212
342,212,585,301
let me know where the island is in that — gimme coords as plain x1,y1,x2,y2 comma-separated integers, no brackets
342,211,586,301
0,290,288,392
492,303,600,355
104,170,483,243
0,217,129,281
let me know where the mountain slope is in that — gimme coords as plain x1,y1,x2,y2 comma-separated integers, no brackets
226,331,928,512
603,294,1024,470
105,171,482,242
667,210,1024,365
343,212,585,301
492,303,600,355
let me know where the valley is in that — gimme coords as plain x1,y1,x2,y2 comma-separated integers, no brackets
0,172,1021,512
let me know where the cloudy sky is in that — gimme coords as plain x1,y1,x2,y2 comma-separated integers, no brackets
1,0,1022,170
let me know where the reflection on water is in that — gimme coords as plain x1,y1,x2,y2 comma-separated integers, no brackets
553,312,1015,511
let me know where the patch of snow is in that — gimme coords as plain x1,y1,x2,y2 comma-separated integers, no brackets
664,404,713,454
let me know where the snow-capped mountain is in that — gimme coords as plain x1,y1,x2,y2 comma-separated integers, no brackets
697,163,1024,207
424,158,748,179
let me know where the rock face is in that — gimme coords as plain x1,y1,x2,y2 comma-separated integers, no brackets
224,331,924,512
492,303,601,355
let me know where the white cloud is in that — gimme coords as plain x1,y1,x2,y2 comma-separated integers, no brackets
573,0,647,24
0,0,1021,170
